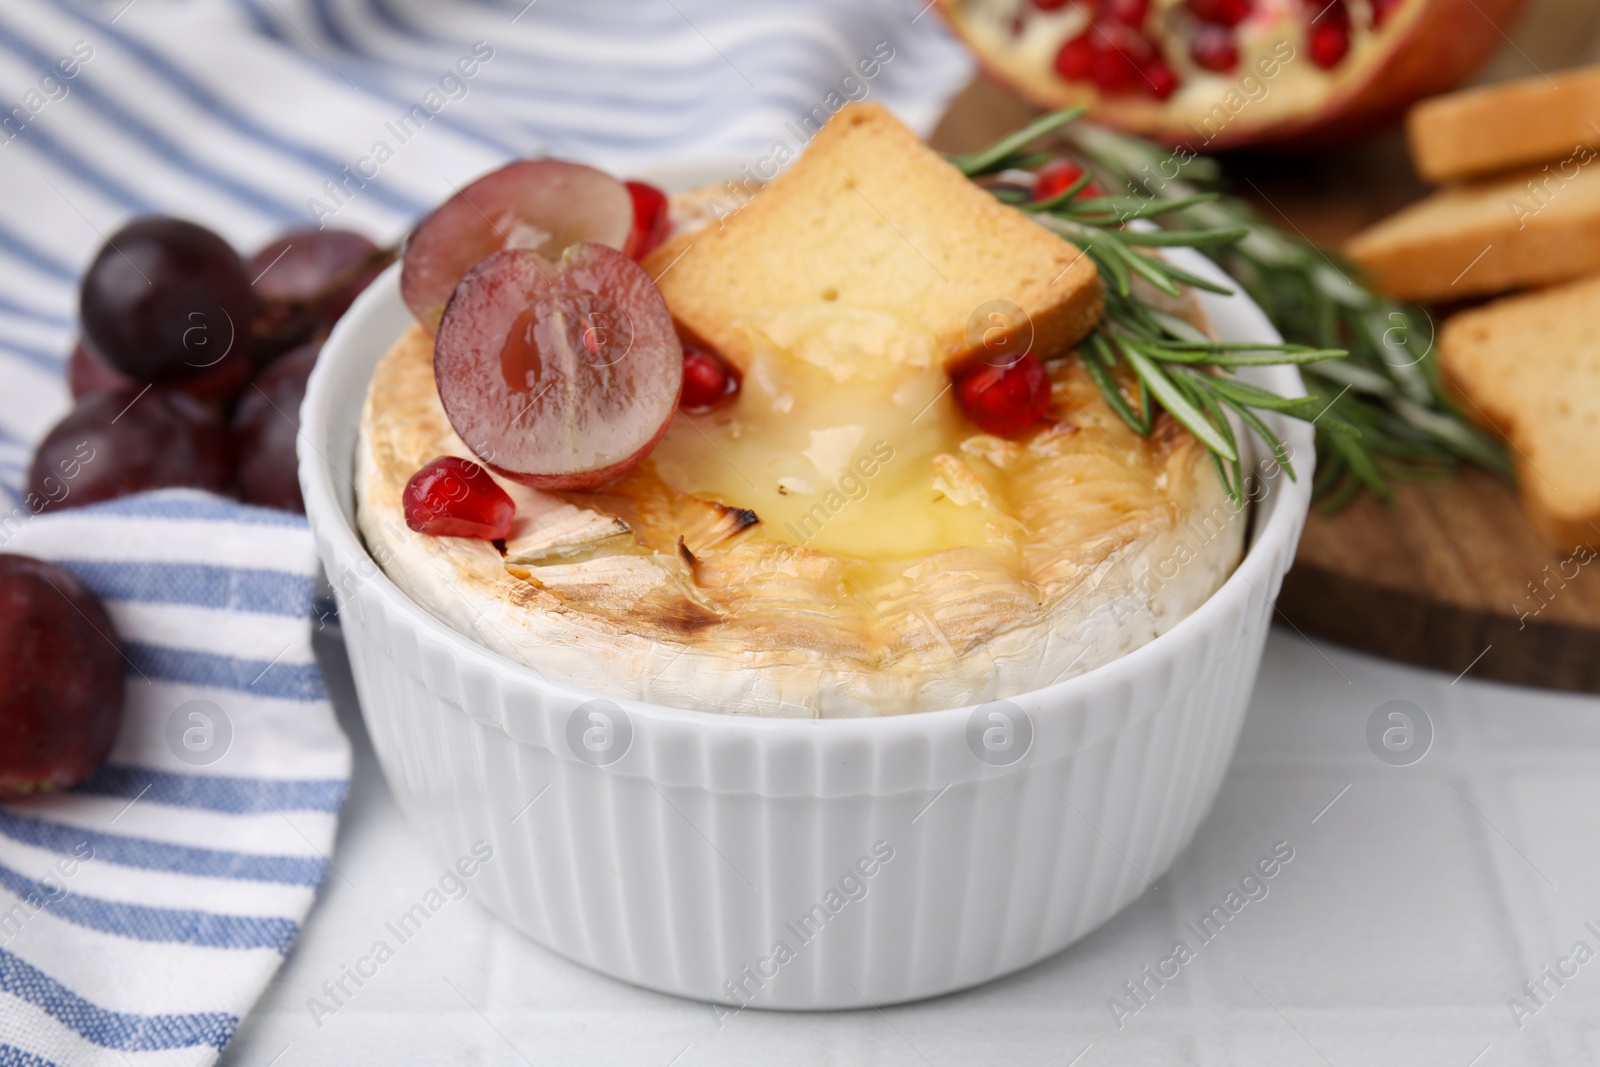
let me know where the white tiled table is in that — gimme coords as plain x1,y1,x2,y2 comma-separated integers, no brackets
220,628,1600,1066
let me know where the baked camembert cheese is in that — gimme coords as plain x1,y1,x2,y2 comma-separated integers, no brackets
356,104,1244,717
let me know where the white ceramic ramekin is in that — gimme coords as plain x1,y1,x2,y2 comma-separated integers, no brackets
299,250,1312,1010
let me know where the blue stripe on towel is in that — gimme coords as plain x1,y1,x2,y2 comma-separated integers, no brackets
0,13,303,222
73,766,348,815
47,0,430,218
0,220,75,283
0,809,328,887
124,642,328,701
79,494,310,527
0,340,65,375
0,862,299,952
4,128,157,216
60,560,316,617
233,0,527,159
0,947,238,1050
0,1042,60,1067
0,295,71,329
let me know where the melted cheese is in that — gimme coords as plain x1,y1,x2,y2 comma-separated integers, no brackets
356,316,1243,717
646,304,1002,560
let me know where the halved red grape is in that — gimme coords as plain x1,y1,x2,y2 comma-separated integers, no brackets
249,229,387,359
28,388,232,512
434,243,680,490
403,456,515,539
0,554,125,798
624,180,671,261
401,160,634,330
80,217,256,385
233,342,319,512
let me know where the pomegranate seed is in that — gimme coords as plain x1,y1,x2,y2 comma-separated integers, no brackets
680,346,738,413
955,353,1052,437
1091,38,1147,94
1189,24,1240,71
1115,25,1159,64
1145,58,1180,99
1053,32,1096,81
1033,158,1104,201
1307,4,1351,68
403,456,515,540
1370,0,1402,25
1104,0,1149,25
624,180,671,261
1187,0,1252,24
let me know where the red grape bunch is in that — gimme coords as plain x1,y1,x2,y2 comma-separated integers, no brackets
38,217,390,517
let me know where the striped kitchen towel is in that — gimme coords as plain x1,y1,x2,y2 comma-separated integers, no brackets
0,1,972,1064
0,491,347,1066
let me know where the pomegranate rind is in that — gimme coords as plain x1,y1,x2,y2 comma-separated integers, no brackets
433,244,680,491
936,0,1528,151
401,159,634,330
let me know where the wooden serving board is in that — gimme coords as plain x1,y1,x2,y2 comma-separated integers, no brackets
1281,472,1600,691
930,2,1600,691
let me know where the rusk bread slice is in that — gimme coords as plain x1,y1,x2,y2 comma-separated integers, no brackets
640,103,1103,370
1346,161,1600,302
1408,66,1600,183
1439,273,1600,547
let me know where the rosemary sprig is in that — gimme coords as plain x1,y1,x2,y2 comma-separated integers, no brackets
1058,121,1511,508
953,112,1356,507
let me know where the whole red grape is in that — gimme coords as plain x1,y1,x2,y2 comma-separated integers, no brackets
0,554,125,798
80,217,256,385
69,335,254,403
233,342,319,512
67,337,134,399
249,229,385,360
28,388,232,513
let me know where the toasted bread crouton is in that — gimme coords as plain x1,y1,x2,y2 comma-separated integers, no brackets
1408,66,1600,183
641,103,1102,371
1440,273,1600,546
1347,162,1600,302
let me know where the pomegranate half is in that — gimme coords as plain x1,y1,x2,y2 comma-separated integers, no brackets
936,0,1527,150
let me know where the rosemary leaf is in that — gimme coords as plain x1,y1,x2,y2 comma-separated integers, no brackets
1123,347,1239,461
1115,227,1251,247
951,107,1086,177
